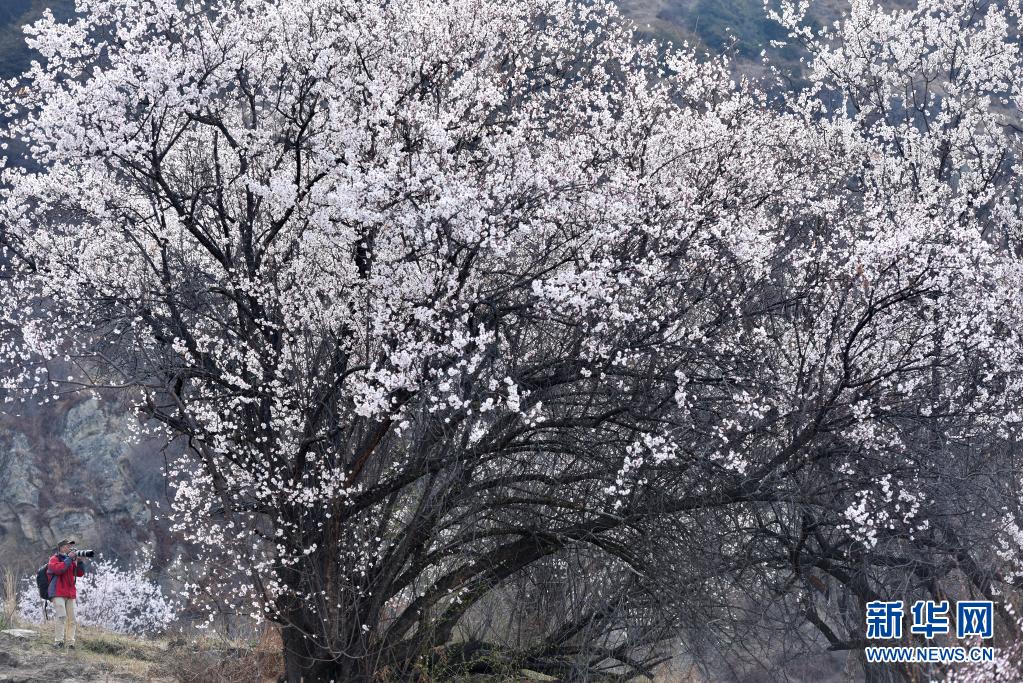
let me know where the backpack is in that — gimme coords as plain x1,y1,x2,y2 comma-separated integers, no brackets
36,564,50,600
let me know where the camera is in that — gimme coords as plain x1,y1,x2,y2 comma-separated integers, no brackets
71,549,95,558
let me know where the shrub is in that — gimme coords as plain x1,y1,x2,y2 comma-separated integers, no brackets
168,626,284,683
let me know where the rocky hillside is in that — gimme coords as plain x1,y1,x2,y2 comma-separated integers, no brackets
0,395,169,572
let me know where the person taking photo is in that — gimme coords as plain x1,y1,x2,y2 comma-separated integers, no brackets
47,538,87,649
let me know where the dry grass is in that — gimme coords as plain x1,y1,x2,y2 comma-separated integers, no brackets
0,622,177,682
75,625,171,678
0,565,17,629
0,591,284,683
164,624,284,683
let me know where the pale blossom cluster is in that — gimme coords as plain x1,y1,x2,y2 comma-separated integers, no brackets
18,555,175,635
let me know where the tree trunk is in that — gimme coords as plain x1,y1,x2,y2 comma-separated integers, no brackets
280,621,376,683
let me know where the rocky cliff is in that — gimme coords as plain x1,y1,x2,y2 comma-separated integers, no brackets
0,396,169,571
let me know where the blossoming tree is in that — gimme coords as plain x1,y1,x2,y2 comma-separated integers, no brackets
1,0,1023,680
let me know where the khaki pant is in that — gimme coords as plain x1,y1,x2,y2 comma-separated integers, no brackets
52,597,76,644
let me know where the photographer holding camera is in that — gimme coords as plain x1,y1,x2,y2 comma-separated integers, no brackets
46,538,91,649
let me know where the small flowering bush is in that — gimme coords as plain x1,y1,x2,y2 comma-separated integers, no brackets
19,554,175,636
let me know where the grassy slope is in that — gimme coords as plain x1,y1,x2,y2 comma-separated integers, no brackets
0,624,173,682
0,621,288,683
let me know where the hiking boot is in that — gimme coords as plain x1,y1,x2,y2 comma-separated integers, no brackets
53,642,64,649
66,643,76,650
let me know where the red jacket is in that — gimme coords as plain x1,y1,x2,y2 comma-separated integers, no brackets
47,554,85,600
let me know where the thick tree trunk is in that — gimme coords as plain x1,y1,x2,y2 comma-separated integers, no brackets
280,622,375,683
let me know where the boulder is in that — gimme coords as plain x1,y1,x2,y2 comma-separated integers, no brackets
0,629,35,639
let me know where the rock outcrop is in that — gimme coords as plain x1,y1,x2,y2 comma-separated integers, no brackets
0,396,168,572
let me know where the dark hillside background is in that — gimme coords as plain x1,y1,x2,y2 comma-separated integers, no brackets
0,0,74,78
0,0,842,81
